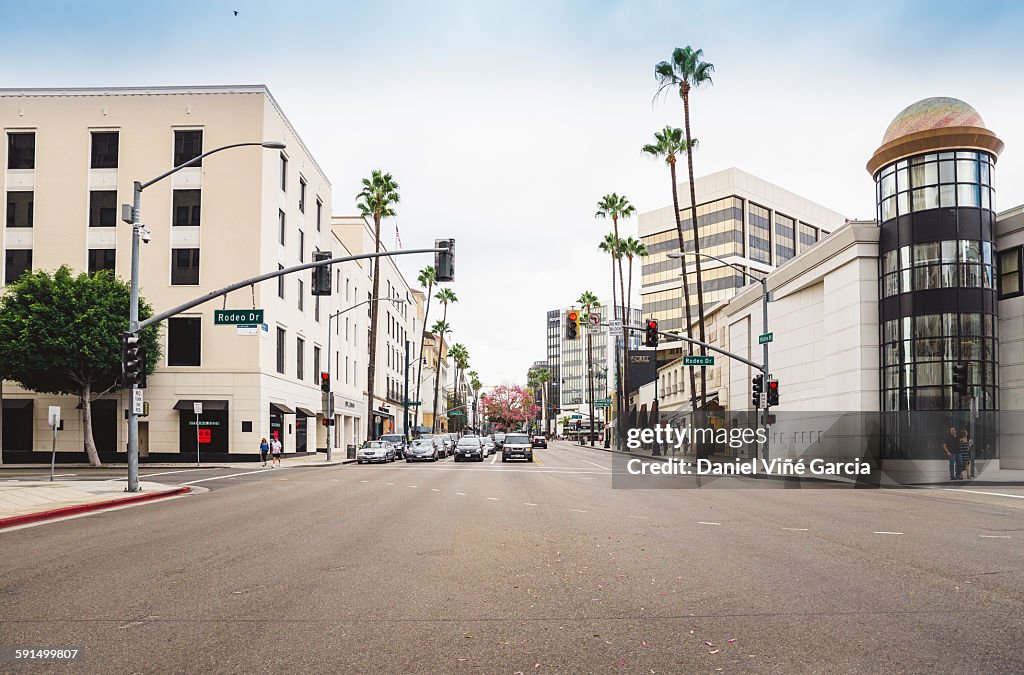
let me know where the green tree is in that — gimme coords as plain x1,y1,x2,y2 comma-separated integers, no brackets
449,343,469,399
528,367,550,436
0,267,160,466
656,46,715,405
596,194,635,431
356,169,400,440
430,316,453,433
578,290,600,446
642,126,700,413
414,265,435,428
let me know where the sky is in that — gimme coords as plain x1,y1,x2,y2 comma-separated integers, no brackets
6,0,1024,387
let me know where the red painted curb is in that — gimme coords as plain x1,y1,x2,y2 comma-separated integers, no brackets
0,486,191,530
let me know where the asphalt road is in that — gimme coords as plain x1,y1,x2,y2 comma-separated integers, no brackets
2,440,1023,673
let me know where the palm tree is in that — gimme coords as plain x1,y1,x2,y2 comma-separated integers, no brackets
656,46,714,406
534,368,550,436
595,195,636,434
449,343,469,399
620,237,649,329
356,170,400,440
429,318,452,433
431,288,458,432
642,127,700,413
578,290,600,447
414,265,435,428
468,371,482,431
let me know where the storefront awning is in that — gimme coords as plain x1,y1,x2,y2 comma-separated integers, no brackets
173,399,229,412
295,406,316,417
269,402,295,415
2,398,33,410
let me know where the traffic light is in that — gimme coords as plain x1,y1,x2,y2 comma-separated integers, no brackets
121,332,144,387
751,373,763,409
312,250,332,296
767,379,779,407
645,319,659,348
566,310,580,340
435,238,455,282
320,371,331,393
952,362,969,396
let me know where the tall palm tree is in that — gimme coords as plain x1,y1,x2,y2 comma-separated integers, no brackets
431,288,458,432
597,233,622,429
642,127,700,412
356,170,400,440
621,237,649,330
595,195,635,434
534,368,550,436
429,318,452,433
656,46,714,406
578,290,600,447
468,371,482,431
449,343,469,399
414,265,436,428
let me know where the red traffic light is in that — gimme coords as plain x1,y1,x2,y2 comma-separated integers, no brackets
768,380,778,391
568,311,578,322
647,319,658,329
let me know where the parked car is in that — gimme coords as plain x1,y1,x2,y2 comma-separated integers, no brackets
492,432,507,447
406,438,439,462
502,433,533,462
357,440,396,464
531,435,547,449
431,435,452,458
380,434,408,459
482,438,496,456
454,436,484,462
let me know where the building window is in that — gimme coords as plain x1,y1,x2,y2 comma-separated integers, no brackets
298,279,304,311
316,198,322,232
280,153,288,191
298,230,304,262
7,132,35,169
313,346,321,383
276,327,286,374
171,248,200,285
299,177,306,213
774,213,796,262
278,264,285,299
174,130,203,166
345,356,350,384
90,131,119,169
748,203,771,264
172,190,201,226
999,247,1022,299
167,317,201,366
6,191,33,228
278,210,286,245
4,249,31,284
799,222,819,249
88,249,116,273
296,337,305,380
89,190,117,227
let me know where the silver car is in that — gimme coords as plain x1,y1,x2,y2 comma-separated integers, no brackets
357,440,395,464
406,438,439,462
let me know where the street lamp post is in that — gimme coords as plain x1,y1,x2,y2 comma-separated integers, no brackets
667,251,771,460
126,140,285,492
325,296,407,461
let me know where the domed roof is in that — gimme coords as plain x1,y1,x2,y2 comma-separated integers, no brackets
882,97,985,145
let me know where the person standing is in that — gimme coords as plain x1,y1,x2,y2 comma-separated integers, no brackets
959,429,971,480
259,437,270,467
943,427,961,480
271,435,283,467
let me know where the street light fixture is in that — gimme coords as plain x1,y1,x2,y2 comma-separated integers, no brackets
125,141,286,492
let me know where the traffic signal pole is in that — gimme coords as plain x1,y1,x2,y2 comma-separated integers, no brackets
126,181,142,492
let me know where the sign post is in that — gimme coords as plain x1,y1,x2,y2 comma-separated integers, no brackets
48,406,60,482
193,402,203,466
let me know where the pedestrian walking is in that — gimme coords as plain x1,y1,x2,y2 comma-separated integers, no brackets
959,429,971,480
271,436,283,467
942,426,960,480
259,437,270,466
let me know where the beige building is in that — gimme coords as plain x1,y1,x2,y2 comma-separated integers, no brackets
0,85,373,460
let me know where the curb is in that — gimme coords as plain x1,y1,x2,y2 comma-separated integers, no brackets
0,486,191,530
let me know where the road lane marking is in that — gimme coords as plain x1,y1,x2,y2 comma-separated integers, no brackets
408,485,417,488
487,497,499,501
385,482,395,486
183,469,273,484
629,515,648,520
523,502,538,506
577,458,611,470
944,488,1024,500
490,454,497,465
698,522,721,526
359,480,369,483
534,454,544,467
782,528,809,531
141,469,208,477
571,509,588,513
874,531,903,535
330,479,340,482
579,477,596,480
979,535,1012,538
456,492,467,496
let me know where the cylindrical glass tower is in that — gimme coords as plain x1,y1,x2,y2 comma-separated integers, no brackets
868,97,1004,460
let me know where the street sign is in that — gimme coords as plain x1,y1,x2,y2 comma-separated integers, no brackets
48,405,61,429
758,332,774,345
215,309,264,325
759,393,768,408
594,398,612,409
193,401,203,415
449,411,464,416
606,320,622,333
404,401,422,407
683,355,715,366
132,389,144,415
237,324,259,336
588,313,601,327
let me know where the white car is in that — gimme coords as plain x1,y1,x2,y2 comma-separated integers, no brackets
357,440,396,464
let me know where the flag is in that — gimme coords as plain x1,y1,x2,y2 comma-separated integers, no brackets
395,223,403,249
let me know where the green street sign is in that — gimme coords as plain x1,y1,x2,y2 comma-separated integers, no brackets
683,355,715,366
449,411,464,416
215,309,264,325
404,401,422,407
595,398,612,406
595,401,612,409
758,332,774,344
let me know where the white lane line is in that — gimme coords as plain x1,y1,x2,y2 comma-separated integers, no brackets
487,497,499,501
359,480,369,483
330,479,340,482
456,492,467,496
523,502,538,506
571,509,588,513
629,515,648,520
874,531,903,535
945,488,1024,500
698,521,721,526
979,535,1012,538
183,469,273,485
140,469,207,477
431,488,441,492
577,458,611,471
490,454,497,465
782,527,809,531
385,482,395,486
579,477,597,480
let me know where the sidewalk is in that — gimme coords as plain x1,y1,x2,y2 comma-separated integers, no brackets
0,480,190,530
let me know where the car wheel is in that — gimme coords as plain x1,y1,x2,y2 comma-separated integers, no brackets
406,459,412,463
502,456,508,463
528,454,534,463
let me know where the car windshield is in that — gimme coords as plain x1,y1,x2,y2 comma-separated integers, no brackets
457,438,479,447
381,435,403,443
505,434,529,444
363,441,385,448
